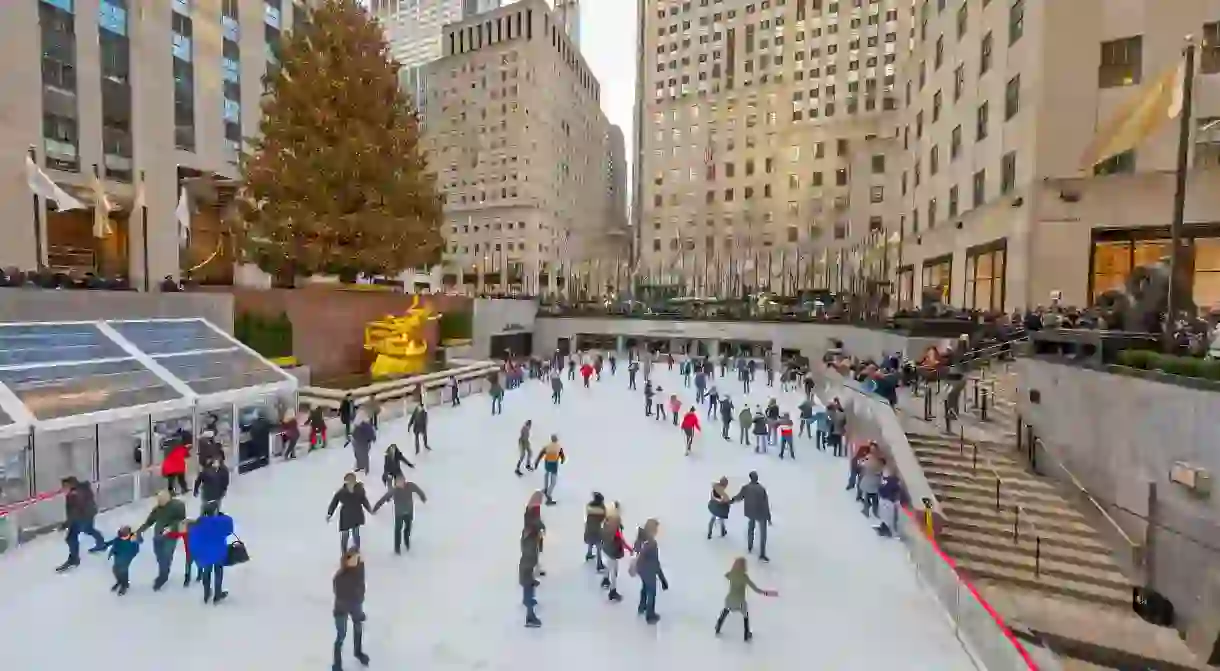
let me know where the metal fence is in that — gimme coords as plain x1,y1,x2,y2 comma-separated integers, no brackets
896,507,1049,671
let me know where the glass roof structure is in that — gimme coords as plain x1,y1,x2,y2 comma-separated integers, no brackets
0,319,296,434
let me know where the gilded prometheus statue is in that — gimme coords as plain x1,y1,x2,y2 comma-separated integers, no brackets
364,295,439,378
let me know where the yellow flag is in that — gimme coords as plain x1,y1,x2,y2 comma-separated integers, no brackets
91,171,114,239
1080,58,1186,170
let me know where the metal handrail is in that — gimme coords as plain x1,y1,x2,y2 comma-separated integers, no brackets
958,430,1044,576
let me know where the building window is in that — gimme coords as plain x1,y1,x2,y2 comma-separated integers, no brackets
1005,75,1020,119
1001,151,1017,194
898,265,915,309
951,125,962,159
956,2,967,40
949,185,959,218
972,169,986,206
1100,36,1142,88
976,101,989,141
1009,0,1024,45
921,255,952,304
980,32,992,74
871,154,886,173
927,198,937,229
870,185,884,203
935,36,944,69
835,168,848,186
930,145,939,174
1094,149,1136,175
1204,22,1220,75
954,64,965,100
965,241,1007,311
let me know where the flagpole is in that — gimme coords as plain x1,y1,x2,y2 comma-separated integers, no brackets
28,146,44,271
140,171,150,292
1166,37,1197,346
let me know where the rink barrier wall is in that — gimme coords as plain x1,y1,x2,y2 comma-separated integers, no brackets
297,360,502,421
898,508,1050,671
0,367,500,554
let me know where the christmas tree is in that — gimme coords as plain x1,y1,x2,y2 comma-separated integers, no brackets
238,0,444,281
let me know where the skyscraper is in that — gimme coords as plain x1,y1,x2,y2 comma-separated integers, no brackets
553,0,580,47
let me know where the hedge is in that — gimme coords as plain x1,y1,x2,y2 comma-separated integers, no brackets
235,311,294,359
438,310,473,341
1116,349,1220,381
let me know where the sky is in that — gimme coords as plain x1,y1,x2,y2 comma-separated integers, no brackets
578,0,639,152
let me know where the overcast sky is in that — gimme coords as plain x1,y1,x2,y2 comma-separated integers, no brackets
578,0,638,146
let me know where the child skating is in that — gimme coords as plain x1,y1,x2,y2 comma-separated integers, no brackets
715,556,778,641
102,525,143,595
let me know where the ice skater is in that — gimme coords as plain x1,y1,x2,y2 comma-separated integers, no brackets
193,457,230,516
381,443,415,488
188,506,235,604
719,395,734,441
520,491,546,628
714,557,778,641
600,501,633,602
449,376,461,406
327,473,375,554
515,420,535,476
533,435,566,505
627,359,639,389
707,477,731,539
550,373,563,404
373,475,427,554
56,476,106,573
339,393,356,447
731,471,772,562
332,549,370,669
101,525,142,596
632,518,668,624
490,373,505,415
407,403,431,454
681,406,701,455
134,490,187,590
583,492,606,571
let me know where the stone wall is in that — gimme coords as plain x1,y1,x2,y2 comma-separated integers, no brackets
1017,358,1220,632
472,298,538,359
0,290,234,332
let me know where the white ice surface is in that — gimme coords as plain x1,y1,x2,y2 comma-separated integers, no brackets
0,366,976,671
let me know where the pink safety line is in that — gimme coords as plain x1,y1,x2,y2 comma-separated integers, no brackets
903,508,1041,671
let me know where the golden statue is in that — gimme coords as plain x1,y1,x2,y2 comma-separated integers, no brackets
364,295,440,378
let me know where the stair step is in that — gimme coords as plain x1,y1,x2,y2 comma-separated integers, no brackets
953,557,1130,607
942,516,1109,553
940,489,1085,522
940,540,1129,590
925,473,1064,501
909,435,1018,453
912,443,1027,469
942,499,1100,536
916,453,1039,478
940,527,1119,568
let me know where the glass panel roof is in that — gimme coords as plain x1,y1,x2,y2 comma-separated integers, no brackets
0,359,184,421
154,349,288,396
109,320,235,356
0,323,127,367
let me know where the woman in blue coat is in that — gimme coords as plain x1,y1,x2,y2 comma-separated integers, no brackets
188,509,235,604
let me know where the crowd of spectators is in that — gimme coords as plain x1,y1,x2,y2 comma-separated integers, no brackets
0,267,133,290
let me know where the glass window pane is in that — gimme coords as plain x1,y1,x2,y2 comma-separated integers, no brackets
0,359,183,420
109,319,234,355
1133,240,1170,268
0,323,127,367
154,350,286,395
1193,271,1220,310
1194,238,1220,272
1092,242,1132,300
0,435,31,506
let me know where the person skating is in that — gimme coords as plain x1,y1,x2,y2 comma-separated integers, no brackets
332,549,370,669
281,411,301,459
520,493,545,628
631,518,669,624
364,397,381,430
719,396,734,441
339,393,356,447
165,519,198,587
682,359,692,387
600,501,633,602
875,464,901,537
161,439,190,496
567,357,577,380
351,412,377,475
515,420,535,476
751,408,769,453
490,373,505,415
707,477,731,539
134,490,187,589
693,367,706,403
381,443,415,487
627,359,639,389
777,413,795,460
668,394,681,426
714,556,778,641
653,386,667,422
56,476,107,572
827,398,847,457
681,407,701,455
373,475,427,554
594,354,604,380
859,453,885,518
797,397,815,440
449,376,461,406
764,399,780,445
327,473,375,554
550,373,563,404
583,492,607,570
608,352,617,375
580,361,593,388
100,525,142,596
706,385,720,419
407,403,430,454
193,457,230,515
308,406,328,450
737,406,752,445
188,506,235,604
643,380,654,416
533,435,566,505
731,471,772,562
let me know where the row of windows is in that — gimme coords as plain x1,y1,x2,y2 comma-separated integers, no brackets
907,150,1017,236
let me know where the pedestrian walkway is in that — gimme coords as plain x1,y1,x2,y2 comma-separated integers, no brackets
0,366,975,671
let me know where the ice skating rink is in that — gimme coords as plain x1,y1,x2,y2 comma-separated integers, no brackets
0,366,976,671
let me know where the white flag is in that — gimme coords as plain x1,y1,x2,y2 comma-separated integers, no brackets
176,187,192,246
91,170,114,239
25,156,85,210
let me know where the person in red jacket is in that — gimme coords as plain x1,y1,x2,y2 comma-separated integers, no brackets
580,362,594,388
668,395,682,426
162,441,190,495
164,519,197,587
681,407,701,455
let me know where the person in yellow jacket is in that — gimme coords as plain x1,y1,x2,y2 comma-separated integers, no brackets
532,435,566,505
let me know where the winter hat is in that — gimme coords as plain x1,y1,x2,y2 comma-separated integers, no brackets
591,491,604,505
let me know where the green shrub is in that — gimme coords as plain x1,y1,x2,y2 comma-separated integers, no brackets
235,311,294,358
1117,349,1153,370
438,310,473,341
1117,349,1220,381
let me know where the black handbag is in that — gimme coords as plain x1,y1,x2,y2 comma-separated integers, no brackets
225,536,250,567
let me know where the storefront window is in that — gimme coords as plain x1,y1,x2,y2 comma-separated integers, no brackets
921,256,952,304
1091,232,1220,312
1091,241,1132,301
965,242,1006,312
1194,238,1220,309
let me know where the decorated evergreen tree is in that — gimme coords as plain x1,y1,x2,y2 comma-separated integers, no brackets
238,0,443,280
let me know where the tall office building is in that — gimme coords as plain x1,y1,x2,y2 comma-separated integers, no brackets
891,0,1220,313
553,0,580,47
634,0,913,292
0,0,311,286
422,0,617,290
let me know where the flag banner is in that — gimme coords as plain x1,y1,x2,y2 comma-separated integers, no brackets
1081,57,1186,169
91,169,114,239
25,156,85,210
175,186,192,246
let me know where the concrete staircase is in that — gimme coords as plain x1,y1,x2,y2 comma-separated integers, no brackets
911,433,1132,608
